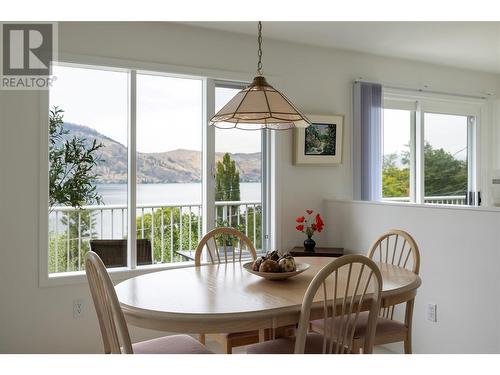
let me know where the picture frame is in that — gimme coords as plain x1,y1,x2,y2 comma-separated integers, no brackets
293,114,343,165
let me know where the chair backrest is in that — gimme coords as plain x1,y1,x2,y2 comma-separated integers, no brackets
367,229,420,320
90,239,152,268
294,255,383,354
194,227,257,266
85,251,133,354
367,229,420,274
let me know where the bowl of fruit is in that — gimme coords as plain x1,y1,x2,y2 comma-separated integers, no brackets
243,251,310,280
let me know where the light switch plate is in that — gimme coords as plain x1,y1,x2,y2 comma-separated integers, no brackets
427,303,437,322
73,299,84,319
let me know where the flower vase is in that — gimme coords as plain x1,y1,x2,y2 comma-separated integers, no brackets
304,236,316,252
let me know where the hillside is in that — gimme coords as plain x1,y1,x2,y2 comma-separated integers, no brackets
60,123,261,184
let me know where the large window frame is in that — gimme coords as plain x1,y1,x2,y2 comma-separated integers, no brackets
382,88,486,206
39,56,272,286
213,80,270,254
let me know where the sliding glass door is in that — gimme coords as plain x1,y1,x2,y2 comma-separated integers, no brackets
136,72,203,264
214,83,266,252
47,63,268,275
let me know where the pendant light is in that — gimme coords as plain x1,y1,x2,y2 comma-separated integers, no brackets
210,22,311,130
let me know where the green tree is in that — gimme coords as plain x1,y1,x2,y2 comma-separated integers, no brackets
424,142,467,196
49,106,104,211
215,153,240,226
214,153,262,249
215,153,240,202
244,205,262,250
136,207,200,263
382,153,410,198
49,210,98,273
48,106,104,272
382,142,467,199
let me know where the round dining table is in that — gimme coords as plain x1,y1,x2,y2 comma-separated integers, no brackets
115,257,421,334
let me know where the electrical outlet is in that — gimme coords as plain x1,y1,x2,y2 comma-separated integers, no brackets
73,299,84,319
427,303,437,322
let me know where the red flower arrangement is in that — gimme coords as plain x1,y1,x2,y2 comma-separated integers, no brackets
295,210,324,238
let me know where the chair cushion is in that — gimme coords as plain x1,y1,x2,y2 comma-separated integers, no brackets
310,311,407,339
132,335,213,354
246,333,326,354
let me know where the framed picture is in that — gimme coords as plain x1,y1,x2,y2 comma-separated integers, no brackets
293,114,343,165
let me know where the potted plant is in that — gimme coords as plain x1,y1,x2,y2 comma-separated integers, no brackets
295,210,324,251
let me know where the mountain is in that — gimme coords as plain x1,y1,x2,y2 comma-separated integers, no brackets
60,123,261,184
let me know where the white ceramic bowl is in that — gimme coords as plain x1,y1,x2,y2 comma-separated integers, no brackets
243,261,310,280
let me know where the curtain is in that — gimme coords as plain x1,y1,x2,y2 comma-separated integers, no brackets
353,81,382,201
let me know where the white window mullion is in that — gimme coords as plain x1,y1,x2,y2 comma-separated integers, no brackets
127,70,137,269
409,108,417,203
202,78,216,240
261,129,271,252
467,115,477,205
415,101,424,204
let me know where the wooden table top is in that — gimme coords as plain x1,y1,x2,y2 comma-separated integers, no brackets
115,257,421,333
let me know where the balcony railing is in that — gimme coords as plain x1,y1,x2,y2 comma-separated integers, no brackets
382,195,467,205
48,200,262,274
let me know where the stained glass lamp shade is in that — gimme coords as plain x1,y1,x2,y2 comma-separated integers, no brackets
210,76,310,130
209,22,310,130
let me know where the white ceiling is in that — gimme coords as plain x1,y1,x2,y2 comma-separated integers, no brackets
184,22,500,74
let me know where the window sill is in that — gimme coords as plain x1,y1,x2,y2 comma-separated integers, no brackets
39,260,196,288
326,198,500,213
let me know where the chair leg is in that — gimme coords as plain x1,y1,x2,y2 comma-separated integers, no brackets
404,331,412,354
224,338,233,354
404,337,412,354
404,299,415,354
309,323,324,335
351,339,362,354
199,333,206,345
284,325,296,338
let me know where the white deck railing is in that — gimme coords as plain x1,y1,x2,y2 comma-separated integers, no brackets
383,195,467,205
48,200,262,274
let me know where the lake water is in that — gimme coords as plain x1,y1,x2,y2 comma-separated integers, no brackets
96,183,261,206
49,182,262,238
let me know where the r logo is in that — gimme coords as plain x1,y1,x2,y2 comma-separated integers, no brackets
2,23,53,76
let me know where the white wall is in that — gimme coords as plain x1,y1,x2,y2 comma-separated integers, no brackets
324,199,500,353
1,22,499,353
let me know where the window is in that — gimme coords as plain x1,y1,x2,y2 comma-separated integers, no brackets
382,108,413,202
215,83,264,251
136,73,203,264
382,92,481,206
49,64,129,273
46,63,267,277
424,113,471,204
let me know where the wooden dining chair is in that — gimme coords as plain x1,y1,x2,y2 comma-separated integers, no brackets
194,227,258,354
85,251,213,354
311,229,420,353
245,255,383,354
